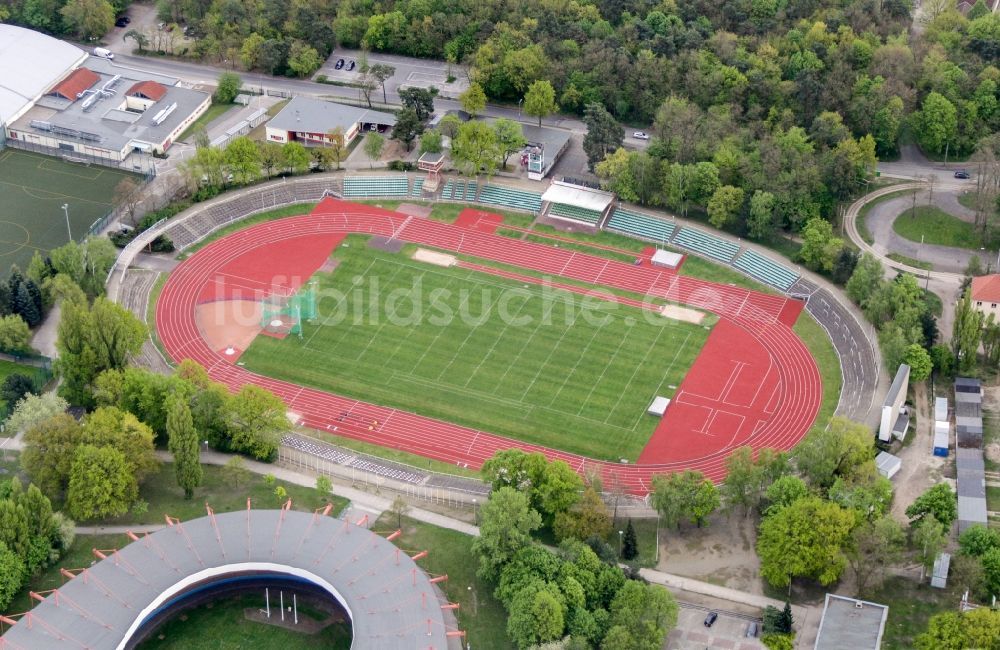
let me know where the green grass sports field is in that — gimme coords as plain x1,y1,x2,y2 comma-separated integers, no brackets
0,148,141,273
239,237,712,461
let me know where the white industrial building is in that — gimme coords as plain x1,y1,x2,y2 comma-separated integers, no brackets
1,25,209,165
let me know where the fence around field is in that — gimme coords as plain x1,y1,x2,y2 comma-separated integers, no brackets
3,138,157,177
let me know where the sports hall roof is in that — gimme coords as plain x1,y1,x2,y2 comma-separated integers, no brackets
0,509,453,649
0,25,87,123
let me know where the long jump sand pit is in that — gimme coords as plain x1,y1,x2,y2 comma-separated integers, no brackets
660,303,704,324
412,248,456,267
195,300,264,359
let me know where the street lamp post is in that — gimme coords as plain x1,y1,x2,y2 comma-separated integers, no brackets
618,530,624,558
61,204,72,242
518,98,523,118
472,498,478,525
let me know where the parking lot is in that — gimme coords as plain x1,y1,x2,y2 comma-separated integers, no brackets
666,607,765,650
317,48,469,99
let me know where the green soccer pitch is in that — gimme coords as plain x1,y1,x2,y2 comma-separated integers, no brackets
0,148,141,274
238,237,712,461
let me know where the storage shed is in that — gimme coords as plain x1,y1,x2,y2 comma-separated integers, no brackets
935,397,948,423
875,451,901,479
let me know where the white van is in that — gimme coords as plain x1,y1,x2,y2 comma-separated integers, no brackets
93,47,114,60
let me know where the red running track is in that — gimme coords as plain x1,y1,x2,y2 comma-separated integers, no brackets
156,198,822,493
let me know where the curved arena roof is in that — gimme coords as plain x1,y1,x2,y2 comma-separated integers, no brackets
0,509,453,649
0,25,86,123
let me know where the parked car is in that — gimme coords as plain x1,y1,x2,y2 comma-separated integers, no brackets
954,169,971,179
346,60,356,71
633,131,650,140
746,621,759,637
92,47,114,60
115,16,128,27
704,612,718,627
334,58,345,69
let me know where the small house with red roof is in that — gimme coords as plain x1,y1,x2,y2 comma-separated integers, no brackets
971,274,1000,320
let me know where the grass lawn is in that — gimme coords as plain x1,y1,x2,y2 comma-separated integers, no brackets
610,516,659,567
81,462,349,526
177,102,236,143
958,191,978,211
138,593,351,649
892,205,983,249
887,252,934,271
239,236,711,462
794,312,842,427
372,513,511,649
429,202,535,226
0,148,142,273
987,485,1000,513
868,577,955,650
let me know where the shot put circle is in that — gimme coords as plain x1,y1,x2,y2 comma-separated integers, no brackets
270,319,284,328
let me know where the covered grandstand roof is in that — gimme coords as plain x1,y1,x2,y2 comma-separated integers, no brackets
0,509,454,649
542,180,615,212
0,25,87,123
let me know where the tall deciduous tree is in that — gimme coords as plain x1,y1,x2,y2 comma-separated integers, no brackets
707,185,745,229
794,417,875,488
368,63,395,104
757,496,855,587
214,72,242,104
282,141,310,174
905,483,957,528
459,82,487,117
553,486,611,543
953,288,985,372
363,132,384,168
399,87,437,122
326,127,348,170
451,120,501,178
747,190,777,239
392,108,423,151
66,445,137,520
915,92,958,156
60,0,114,40
493,118,527,169
166,395,202,499
223,136,262,183
845,516,905,596
472,487,542,580
650,470,720,529
223,385,287,461
583,103,624,170
55,297,147,407
523,80,557,127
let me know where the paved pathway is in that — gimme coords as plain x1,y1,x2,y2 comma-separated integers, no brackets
863,187,990,274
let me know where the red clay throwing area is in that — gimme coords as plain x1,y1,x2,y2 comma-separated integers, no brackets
156,198,822,492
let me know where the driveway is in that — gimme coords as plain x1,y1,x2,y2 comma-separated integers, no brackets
104,1,159,55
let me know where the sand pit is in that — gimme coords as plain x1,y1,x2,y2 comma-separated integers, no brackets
413,248,456,267
659,304,704,324
195,299,264,358
396,203,432,218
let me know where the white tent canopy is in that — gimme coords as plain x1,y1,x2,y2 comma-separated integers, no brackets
542,181,615,213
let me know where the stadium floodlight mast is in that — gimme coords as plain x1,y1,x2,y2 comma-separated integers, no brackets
61,204,72,242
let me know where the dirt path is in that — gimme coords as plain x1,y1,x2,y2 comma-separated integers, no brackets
890,382,949,523
656,513,764,594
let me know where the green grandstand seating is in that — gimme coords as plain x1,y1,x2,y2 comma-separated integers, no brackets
733,249,799,291
479,185,542,213
411,178,424,197
549,202,603,224
605,209,675,242
343,176,409,198
672,227,740,263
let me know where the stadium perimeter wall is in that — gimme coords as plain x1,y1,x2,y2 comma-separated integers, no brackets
108,172,865,510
